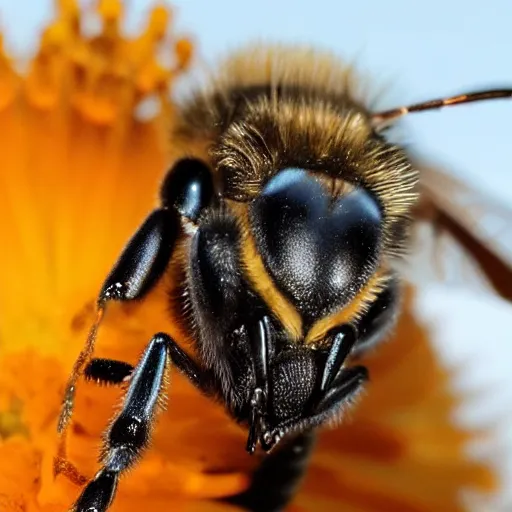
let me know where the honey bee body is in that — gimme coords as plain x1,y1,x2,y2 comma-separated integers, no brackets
60,46,512,512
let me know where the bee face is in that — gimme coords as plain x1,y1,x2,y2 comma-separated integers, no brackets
162,50,419,454
182,163,385,450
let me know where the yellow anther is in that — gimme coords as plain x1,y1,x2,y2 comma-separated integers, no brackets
98,0,123,22
40,22,68,51
175,38,194,71
147,5,171,41
56,0,79,20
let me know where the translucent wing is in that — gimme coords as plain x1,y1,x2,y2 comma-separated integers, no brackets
401,164,512,300
401,166,512,510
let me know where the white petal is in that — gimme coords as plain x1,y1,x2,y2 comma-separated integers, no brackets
413,285,512,510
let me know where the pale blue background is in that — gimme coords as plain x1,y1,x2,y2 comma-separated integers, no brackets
1,0,512,204
1,1,512,508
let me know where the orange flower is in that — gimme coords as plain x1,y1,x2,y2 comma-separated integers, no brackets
0,1,497,511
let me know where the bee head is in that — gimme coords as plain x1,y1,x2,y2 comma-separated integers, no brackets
180,162,394,453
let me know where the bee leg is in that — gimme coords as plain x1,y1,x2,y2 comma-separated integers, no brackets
60,158,215,440
82,342,213,390
54,207,180,485
84,359,135,385
58,208,180,435
319,325,358,394
314,365,368,416
59,159,216,491
246,317,271,454
71,334,168,512
312,324,369,415
72,332,213,512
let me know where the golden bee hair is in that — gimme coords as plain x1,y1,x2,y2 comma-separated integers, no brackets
169,45,418,342
173,45,418,254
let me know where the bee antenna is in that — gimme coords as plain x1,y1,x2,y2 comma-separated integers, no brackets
371,88,512,129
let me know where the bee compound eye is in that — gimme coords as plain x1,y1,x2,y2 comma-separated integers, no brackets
250,168,383,321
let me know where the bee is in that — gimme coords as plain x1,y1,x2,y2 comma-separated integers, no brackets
55,46,512,512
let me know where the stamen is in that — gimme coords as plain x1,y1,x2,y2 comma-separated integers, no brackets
57,306,105,436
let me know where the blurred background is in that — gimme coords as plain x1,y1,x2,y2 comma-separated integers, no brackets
2,0,512,203
0,0,511,509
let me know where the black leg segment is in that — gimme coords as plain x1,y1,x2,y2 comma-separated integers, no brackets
246,317,271,454
72,469,118,512
160,158,215,222
58,207,180,437
71,332,214,512
166,337,214,391
99,208,180,304
84,359,134,385
315,365,368,416
320,325,358,393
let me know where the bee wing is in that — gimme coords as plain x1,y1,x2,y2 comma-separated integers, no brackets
402,168,512,508
401,165,512,300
